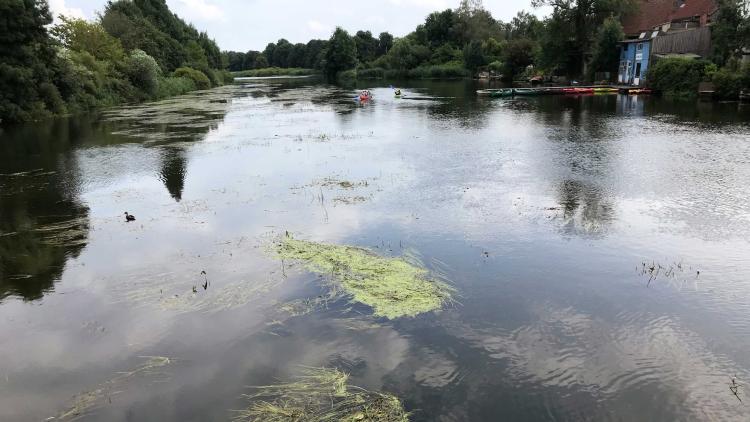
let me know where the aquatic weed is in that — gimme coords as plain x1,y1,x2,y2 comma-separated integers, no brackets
274,236,454,319
233,367,409,422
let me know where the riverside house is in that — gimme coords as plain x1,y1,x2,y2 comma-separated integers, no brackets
618,0,717,86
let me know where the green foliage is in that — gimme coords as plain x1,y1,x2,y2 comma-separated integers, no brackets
173,67,211,90
488,60,504,73
233,67,317,77
647,58,711,98
408,62,469,78
377,32,394,55
387,38,431,70
354,30,378,62
463,39,486,72
0,0,58,122
712,0,746,66
156,76,196,99
424,9,457,47
588,17,624,78
356,67,385,79
324,27,358,77
125,49,161,97
51,16,125,62
712,65,750,100
503,38,536,78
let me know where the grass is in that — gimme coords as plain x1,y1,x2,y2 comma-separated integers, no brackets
233,68,319,78
233,367,409,422
273,235,454,319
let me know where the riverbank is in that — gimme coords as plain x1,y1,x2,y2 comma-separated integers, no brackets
232,67,319,77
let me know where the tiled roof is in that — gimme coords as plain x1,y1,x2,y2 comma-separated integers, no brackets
622,0,718,35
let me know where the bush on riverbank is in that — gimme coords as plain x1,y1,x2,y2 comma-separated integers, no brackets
233,67,318,77
173,67,212,90
647,58,711,98
0,1,229,124
710,62,750,100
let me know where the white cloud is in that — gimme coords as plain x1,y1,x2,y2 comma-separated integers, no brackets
307,20,331,34
48,0,87,22
389,0,449,8
175,0,225,21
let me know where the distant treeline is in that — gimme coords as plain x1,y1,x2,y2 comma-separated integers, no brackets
222,0,634,81
1,0,231,124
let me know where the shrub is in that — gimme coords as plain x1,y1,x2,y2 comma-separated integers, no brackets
173,67,211,90
407,63,468,79
156,76,196,99
233,67,317,77
712,67,744,100
125,49,161,98
357,67,385,79
647,57,710,98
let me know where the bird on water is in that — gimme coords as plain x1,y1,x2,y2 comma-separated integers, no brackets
124,212,136,222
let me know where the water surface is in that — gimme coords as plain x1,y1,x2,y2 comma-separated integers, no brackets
1,79,749,421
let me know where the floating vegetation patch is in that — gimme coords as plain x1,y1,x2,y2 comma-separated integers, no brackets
113,271,284,315
100,86,236,143
53,356,171,421
637,259,700,288
333,196,370,205
33,216,89,247
233,367,409,422
273,236,454,319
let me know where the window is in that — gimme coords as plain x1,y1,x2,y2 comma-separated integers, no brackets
636,43,643,51
635,63,642,77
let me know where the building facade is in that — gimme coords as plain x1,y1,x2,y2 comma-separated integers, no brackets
619,38,652,85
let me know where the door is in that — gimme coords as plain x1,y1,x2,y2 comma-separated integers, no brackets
634,63,642,86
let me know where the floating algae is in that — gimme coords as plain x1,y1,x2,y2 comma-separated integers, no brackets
53,356,171,421
233,367,409,422
274,237,453,319
113,271,284,315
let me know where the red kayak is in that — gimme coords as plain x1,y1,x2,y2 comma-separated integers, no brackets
562,87,594,95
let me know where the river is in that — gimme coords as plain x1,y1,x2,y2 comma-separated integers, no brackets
1,78,749,421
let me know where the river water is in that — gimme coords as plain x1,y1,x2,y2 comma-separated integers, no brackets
1,78,749,421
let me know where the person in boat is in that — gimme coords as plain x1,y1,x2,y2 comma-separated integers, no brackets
394,88,401,96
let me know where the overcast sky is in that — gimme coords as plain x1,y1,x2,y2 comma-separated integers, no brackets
49,0,551,52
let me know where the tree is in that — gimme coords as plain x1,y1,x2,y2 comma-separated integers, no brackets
387,38,431,70
463,39,486,73
125,49,160,97
377,32,394,55
262,42,276,67
588,16,624,78
509,11,542,40
454,0,503,43
712,0,746,66
354,30,378,62
503,38,536,78
304,39,327,69
273,39,292,67
0,0,61,122
533,0,636,77
324,27,357,77
424,9,457,47
51,16,125,62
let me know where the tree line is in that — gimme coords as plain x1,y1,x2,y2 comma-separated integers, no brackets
223,0,635,80
1,0,231,124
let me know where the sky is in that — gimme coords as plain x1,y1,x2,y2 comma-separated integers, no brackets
49,0,551,52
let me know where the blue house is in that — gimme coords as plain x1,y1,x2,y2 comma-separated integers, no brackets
618,36,652,86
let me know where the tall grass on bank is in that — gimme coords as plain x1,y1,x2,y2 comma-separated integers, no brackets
233,67,319,77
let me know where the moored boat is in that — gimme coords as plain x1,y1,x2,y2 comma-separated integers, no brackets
562,87,594,95
477,89,514,98
512,88,540,96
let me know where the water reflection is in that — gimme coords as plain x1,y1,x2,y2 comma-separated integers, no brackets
158,147,188,202
0,124,89,301
1,80,749,421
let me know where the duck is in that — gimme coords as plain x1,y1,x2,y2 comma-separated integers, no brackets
124,212,136,222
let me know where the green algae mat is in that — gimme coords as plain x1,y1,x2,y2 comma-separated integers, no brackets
234,367,409,421
274,237,454,319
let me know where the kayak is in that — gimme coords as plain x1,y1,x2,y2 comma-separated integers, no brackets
359,94,372,101
628,89,652,95
477,89,513,98
593,87,618,93
513,88,540,96
562,87,594,95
